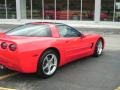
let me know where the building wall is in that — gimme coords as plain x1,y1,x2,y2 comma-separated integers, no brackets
0,0,120,22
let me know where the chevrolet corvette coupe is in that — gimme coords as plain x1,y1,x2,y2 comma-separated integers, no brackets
0,22,105,78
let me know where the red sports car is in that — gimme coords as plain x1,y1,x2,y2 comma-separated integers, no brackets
0,22,105,78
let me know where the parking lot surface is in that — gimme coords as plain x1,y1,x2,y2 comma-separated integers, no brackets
0,25,120,90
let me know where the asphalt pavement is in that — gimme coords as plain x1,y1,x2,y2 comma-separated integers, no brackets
0,24,120,90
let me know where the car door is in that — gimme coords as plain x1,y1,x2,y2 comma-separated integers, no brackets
57,25,92,62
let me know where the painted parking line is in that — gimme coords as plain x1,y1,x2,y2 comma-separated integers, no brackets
0,73,18,80
115,86,120,90
0,87,16,90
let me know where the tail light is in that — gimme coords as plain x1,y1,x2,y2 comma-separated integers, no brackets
1,42,7,49
9,44,17,51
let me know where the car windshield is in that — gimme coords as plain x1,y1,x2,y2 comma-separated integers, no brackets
5,24,52,37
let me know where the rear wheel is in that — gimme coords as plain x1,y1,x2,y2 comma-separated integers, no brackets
93,39,103,57
37,50,58,78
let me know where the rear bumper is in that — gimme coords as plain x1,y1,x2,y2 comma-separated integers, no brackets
0,51,40,73
0,56,21,72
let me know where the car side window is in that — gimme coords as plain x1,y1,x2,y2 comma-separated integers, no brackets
6,24,52,37
57,25,81,37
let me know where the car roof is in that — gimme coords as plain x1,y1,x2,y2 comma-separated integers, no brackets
30,22,66,26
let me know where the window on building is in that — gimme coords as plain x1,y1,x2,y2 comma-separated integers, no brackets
69,0,81,20
101,0,114,21
82,0,95,21
56,0,67,20
0,0,16,19
26,0,31,19
26,0,42,19
115,0,120,21
7,0,16,19
32,0,42,19
44,0,55,20
0,0,6,19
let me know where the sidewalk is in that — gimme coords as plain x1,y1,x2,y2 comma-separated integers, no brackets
0,19,120,29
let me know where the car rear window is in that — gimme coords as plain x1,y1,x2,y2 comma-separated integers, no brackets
5,24,52,37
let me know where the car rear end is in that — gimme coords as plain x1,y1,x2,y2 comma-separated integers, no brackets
0,23,58,73
0,39,21,71
0,37,44,73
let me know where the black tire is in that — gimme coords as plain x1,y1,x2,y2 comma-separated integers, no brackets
93,39,103,57
37,50,59,78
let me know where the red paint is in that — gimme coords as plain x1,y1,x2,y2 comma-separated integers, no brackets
0,23,105,73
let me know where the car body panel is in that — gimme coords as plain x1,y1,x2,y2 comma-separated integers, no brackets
0,23,104,73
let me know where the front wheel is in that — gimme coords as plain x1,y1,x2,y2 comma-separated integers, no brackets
37,50,58,78
93,39,103,57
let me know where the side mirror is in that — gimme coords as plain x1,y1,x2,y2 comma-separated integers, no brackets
80,34,85,38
